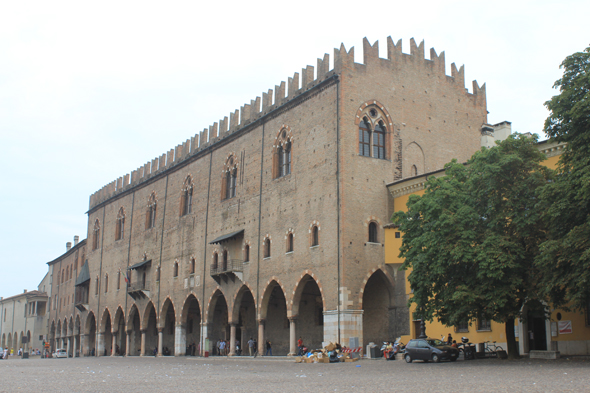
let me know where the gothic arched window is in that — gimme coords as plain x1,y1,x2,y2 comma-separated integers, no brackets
92,219,100,250
181,175,194,216
115,207,125,241
146,192,157,229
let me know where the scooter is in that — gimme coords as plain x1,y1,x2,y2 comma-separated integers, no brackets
458,337,476,360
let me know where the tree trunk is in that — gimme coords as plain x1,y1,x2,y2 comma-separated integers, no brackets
505,317,519,359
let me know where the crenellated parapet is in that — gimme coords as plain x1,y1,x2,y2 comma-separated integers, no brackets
88,36,487,211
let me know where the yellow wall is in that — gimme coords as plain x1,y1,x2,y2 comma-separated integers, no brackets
386,146,589,347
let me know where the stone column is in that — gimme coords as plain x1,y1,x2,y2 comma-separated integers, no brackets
240,326,246,355
96,333,105,357
140,329,146,356
229,324,237,356
80,334,86,357
72,335,77,358
257,319,265,356
288,317,297,356
157,328,163,356
67,337,71,357
200,324,209,356
125,331,131,356
175,324,186,356
111,332,117,356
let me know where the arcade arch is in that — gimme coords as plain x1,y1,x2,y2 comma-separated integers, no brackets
180,294,201,356
292,274,324,352
260,280,289,355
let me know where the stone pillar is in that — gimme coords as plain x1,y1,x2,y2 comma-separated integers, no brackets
175,324,186,356
67,337,71,357
200,324,209,356
157,328,163,356
72,335,77,358
80,334,87,357
111,332,117,356
140,329,146,356
288,317,297,356
96,333,105,357
229,324,237,356
125,331,131,356
240,326,246,355
257,319,265,356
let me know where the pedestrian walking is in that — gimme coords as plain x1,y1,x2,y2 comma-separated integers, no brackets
265,340,272,356
248,337,255,356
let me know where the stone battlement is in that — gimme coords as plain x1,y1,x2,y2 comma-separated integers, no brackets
88,36,485,210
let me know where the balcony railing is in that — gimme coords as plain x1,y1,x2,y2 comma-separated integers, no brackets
127,282,150,300
210,259,243,276
127,282,151,292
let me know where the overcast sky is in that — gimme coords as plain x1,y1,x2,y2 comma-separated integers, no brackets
0,0,588,298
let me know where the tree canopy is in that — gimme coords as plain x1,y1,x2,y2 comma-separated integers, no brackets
537,46,590,311
393,135,553,356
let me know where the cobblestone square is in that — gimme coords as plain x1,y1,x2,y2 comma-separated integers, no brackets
1,356,589,392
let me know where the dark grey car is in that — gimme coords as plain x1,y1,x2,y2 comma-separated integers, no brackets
404,338,459,363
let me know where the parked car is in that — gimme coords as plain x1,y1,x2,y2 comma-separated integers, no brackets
53,348,68,358
404,338,459,363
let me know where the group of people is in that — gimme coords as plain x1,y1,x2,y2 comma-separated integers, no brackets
214,338,272,356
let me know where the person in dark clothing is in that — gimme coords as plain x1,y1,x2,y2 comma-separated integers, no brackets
265,340,272,356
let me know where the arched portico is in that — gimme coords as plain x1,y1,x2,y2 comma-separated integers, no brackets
160,298,176,356
127,304,141,356
207,289,229,355
141,301,157,356
260,280,289,355
99,309,113,356
362,269,395,347
84,312,97,356
180,294,201,356
230,285,256,356
291,274,325,355
112,307,125,356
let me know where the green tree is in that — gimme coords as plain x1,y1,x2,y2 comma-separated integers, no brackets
393,135,553,358
537,46,590,311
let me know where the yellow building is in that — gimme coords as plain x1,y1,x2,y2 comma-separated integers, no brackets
385,138,590,356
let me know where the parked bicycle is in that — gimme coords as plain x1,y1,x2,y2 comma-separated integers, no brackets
484,341,503,357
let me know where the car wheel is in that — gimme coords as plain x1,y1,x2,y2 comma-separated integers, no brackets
432,353,441,363
404,354,412,363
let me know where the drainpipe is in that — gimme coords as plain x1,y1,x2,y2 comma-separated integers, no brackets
123,191,136,347
156,175,170,328
201,152,213,355
336,79,342,345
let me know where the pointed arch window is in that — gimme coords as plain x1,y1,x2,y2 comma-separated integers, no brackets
311,225,320,247
173,261,179,278
411,165,418,176
244,244,250,263
115,207,125,241
190,258,195,275
274,128,293,179
263,238,271,258
156,266,161,282
181,175,194,216
357,105,390,160
222,155,238,200
104,274,109,293
287,233,294,253
359,119,371,157
368,222,378,243
146,192,157,229
92,219,100,250
373,121,385,159
117,270,121,290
